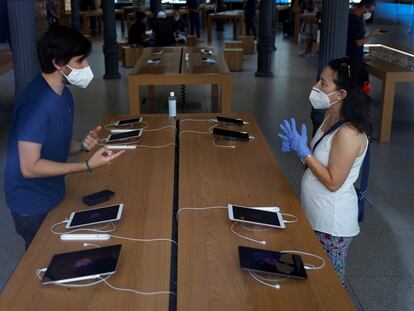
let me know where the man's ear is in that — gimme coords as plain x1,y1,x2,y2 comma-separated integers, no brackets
52,59,64,72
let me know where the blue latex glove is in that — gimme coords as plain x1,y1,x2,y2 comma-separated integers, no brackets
279,118,311,159
278,131,291,152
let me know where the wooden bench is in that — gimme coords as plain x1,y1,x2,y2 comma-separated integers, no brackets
238,35,255,54
122,46,143,68
224,48,243,71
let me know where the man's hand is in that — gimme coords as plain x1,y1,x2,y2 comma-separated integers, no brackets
82,126,102,151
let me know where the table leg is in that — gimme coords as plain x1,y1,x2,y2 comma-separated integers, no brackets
221,76,232,113
211,84,219,97
128,79,141,114
233,19,238,40
148,86,156,98
120,14,125,33
207,16,212,42
379,75,396,143
83,15,88,35
239,16,244,36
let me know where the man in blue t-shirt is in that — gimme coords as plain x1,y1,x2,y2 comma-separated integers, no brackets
347,0,383,63
4,26,124,249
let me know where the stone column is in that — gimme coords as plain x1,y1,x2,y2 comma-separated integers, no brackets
102,0,120,79
255,0,275,77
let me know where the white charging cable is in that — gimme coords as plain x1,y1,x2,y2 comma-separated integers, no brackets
230,222,267,245
100,277,175,296
230,212,298,245
104,121,150,131
179,124,218,138
213,137,236,149
109,234,177,245
247,250,325,289
50,220,116,235
143,125,176,132
179,118,217,123
248,270,285,289
176,206,228,222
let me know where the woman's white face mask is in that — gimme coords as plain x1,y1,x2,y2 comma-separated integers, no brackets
363,12,372,20
61,65,94,88
309,87,340,110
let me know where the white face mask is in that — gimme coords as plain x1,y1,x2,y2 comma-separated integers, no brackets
174,16,180,22
61,65,94,88
363,12,372,20
309,87,339,110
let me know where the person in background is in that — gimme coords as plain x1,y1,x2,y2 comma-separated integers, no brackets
173,9,188,44
152,11,177,46
187,0,200,38
4,26,124,250
128,11,150,47
46,0,60,28
278,57,372,285
244,0,256,39
347,0,383,63
299,0,317,57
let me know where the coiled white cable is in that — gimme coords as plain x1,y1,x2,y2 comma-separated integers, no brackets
176,206,227,222
50,220,116,235
179,118,217,123
247,250,325,289
100,277,176,296
230,222,267,245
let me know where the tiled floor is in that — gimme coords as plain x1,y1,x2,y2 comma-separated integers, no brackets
0,19,413,310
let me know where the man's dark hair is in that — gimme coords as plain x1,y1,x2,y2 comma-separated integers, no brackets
356,0,376,8
37,25,91,73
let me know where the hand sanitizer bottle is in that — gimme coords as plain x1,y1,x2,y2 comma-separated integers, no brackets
168,92,177,119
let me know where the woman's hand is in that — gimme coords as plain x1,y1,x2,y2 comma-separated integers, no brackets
82,126,102,151
279,118,311,159
87,147,125,170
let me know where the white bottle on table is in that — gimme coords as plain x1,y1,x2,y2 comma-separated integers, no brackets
168,92,177,119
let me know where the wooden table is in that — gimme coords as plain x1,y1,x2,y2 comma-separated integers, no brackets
207,10,244,42
128,47,232,115
294,13,317,42
0,115,176,311
63,9,126,35
177,113,355,311
364,49,414,143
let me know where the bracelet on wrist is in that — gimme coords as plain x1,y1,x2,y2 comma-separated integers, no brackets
301,153,312,164
84,160,93,173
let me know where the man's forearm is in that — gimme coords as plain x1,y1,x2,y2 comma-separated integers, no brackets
21,158,87,178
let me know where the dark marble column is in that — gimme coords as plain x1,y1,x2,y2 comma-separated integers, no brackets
70,0,81,31
312,0,349,134
255,0,275,77
7,0,39,95
102,0,120,79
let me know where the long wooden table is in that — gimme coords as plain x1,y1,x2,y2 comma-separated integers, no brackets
177,113,355,311
0,115,176,311
63,9,126,35
128,47,231,115
364,50,414,143
207,10,244,42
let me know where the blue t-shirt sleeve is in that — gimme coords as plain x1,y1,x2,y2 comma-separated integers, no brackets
16,102,48,144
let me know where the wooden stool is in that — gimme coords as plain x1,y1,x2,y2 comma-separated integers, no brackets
224,40,243,49
224,48,243,71
186,35,197,47
238,35,255,54
122,46,143,68
118,40,129,60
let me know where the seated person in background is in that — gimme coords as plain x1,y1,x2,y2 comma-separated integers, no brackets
173,10,188,43
152,11,177,47
128,11,150,47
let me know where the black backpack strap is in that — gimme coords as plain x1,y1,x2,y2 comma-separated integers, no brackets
312,120,347,153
